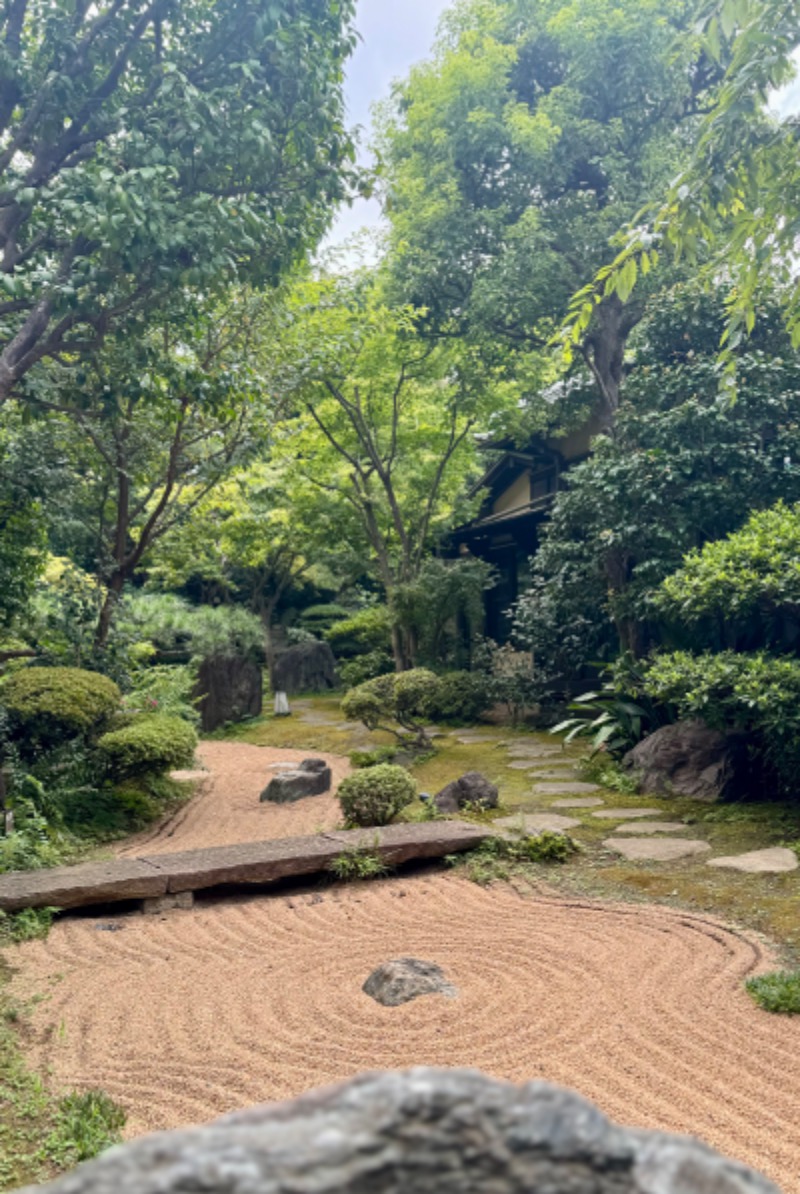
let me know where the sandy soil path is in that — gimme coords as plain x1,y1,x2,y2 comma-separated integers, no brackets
9,740,800,1191
116,742,349,855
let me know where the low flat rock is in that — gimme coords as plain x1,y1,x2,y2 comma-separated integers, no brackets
592,807,663,820
531,781,602,795
551,796,605,808
507,746,562,759
0,824,491,913
456,734,494,745
614,821,689,835
362,958,457,1006
604,837,712,862
495,813,579,834
153,822,490,895
0,858,168,913
168,769,208,783
706,847,799,874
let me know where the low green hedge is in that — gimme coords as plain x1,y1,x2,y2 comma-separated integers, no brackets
97,714,197,778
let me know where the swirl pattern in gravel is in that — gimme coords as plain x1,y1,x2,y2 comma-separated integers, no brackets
9,878,800,1192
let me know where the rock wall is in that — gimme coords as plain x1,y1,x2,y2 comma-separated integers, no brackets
21,1068,776,1194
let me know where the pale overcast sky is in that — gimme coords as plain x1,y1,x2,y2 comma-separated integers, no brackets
325,0,452,248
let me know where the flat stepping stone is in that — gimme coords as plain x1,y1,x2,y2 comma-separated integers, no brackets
495,813,580,833
614,821,689,835
169,769,208,783
592,807,662,820
707,847,799,874
507,746,562,758
531,782,602,795
456,735,494,745
551,796,605,808
526,769,582,780
604,837,712,862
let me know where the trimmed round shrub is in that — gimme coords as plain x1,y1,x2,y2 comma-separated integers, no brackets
426,671,488,723
1,667,121,748
97,714,197,778
337,763,416,827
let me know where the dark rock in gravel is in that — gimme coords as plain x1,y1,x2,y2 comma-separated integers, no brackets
433,771,499,814
260,760,332,803
20,1067,778,1194
362,958,457,1006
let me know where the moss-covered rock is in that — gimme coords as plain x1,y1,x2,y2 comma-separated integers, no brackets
97,714,197,779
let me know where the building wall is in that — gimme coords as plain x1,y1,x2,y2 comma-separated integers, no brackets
492,469,530,516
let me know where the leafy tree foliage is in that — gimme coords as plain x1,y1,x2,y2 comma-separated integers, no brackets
16,294,277,647
657,502,800,650
515,288,800,678
378,0,721,426
573,0,800,378
273,272,492,668
0,0,357,400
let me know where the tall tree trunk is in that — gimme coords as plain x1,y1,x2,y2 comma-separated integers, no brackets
582,294,645,431
95,569,126,652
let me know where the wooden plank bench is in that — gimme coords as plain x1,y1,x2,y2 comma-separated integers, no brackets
0,821,490,913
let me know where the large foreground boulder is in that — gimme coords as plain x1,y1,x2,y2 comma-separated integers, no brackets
623,720,750,803
272,641,337,695
196,655,262,733
22,1067,776,1194
260,758,332,804
433,771,499,814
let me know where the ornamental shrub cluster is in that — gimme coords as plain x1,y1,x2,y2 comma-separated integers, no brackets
97,715,198,779
342,667,490,744
1,667,121,750
635,503,800,793
0,666,200,869
337,764,416,827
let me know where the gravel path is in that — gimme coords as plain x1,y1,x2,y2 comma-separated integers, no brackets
8,740,800,1192
116,742,349,855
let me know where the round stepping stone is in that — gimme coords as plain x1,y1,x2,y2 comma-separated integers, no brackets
592,807,662,820
614,821,689,835
604,837,711,862
551,796,605,809
495,813,580,833
531,781,602,795
706,847,799,874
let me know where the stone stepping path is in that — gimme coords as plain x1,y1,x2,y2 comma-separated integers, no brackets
495,813,580,834
604,837,712,862
551,797,605,809
614,821,689,835
592,807,662,820
456,735,495,745
707,847,799,874
532,781,602,795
